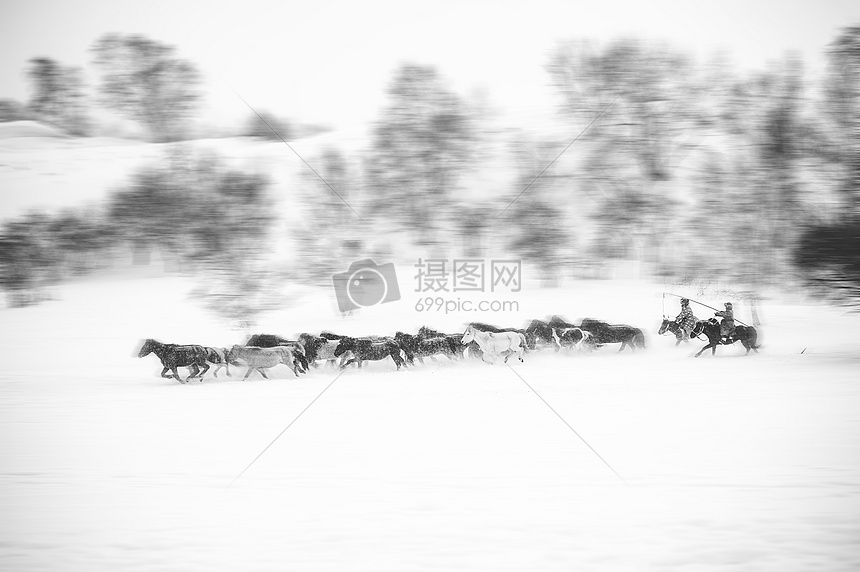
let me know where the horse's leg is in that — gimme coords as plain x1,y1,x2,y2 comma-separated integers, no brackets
694,342,712,357
258,368,269,379
243,367,255,381
171,366,186,382
160,367,173,379
198,361,209,379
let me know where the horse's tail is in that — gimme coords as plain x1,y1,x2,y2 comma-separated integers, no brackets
748,326,761,349
634,329,646,349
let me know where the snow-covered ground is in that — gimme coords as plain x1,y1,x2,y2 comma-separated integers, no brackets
1,267,859,572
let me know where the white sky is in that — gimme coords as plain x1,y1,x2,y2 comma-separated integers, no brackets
2,0,859,131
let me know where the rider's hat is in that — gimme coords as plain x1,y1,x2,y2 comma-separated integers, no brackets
725,302,733,308
681,298,689,304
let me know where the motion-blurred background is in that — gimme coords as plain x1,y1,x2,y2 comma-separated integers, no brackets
2,2,859,325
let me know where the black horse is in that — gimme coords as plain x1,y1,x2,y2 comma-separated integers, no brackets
579,318,646,352
417,326,467,358
524,319,556,350
691,318,760,357
138,338,209,383
395,331,459,365
658,318,695,347
334,336,406,370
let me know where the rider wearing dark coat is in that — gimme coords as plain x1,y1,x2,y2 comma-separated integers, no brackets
714,302,736,341
674,298,697,338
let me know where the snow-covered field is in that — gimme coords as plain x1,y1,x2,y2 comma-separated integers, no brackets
1,267,859,572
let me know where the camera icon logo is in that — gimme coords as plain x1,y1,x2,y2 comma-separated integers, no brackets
332,259,401,313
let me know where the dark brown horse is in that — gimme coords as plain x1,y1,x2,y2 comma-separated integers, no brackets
658,318,695,347
138,339,209,383
691,318,760,357
417,326,467,358
334,337,406,370
524,319,556,350
579,319,646,352
395,331,459,365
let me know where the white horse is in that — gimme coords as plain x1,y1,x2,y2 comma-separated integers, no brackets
226,345,299,379
461,326,526,364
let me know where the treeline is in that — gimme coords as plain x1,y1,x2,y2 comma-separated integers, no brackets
3,25,860,310
0,149,274,308
292,26,860,294
5,33,297,142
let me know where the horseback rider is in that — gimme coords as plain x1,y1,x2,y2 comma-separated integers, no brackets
674,298,697,339
714,302,736,343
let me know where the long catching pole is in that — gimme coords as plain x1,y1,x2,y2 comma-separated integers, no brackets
662,292,750,327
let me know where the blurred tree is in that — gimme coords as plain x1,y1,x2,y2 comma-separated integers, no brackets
107,150,274,271
500,136,571,281
291,146,361,285
823,25,860,213
508,199,566,284
26,57,90,135
0,213,60,306
548,40,706,274
548,39,705,183
794,26,860,296
91,33,201,142
105,149,277,325
366,64,476,246
0,99,33,122
680,58,811,285
48,210,116,275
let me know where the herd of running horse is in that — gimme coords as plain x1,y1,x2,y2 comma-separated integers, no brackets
137,315,759,383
